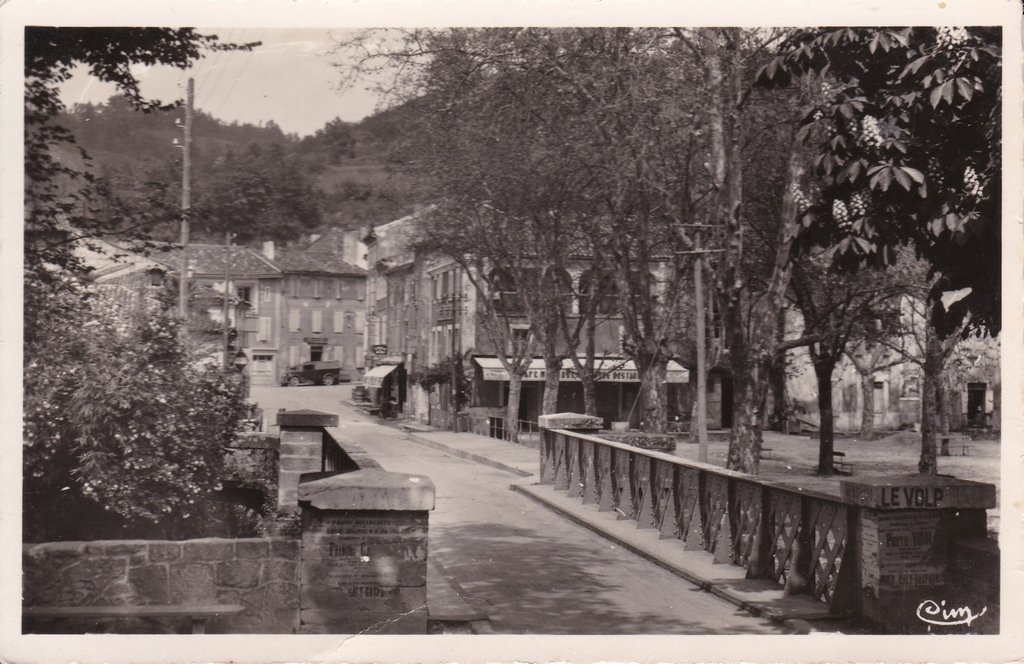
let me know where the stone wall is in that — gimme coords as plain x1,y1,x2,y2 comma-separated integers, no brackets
23,537,300,634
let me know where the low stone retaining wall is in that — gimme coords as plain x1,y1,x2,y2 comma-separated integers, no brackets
23,537,300,634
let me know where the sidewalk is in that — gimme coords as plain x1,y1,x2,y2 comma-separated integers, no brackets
404,429,539,478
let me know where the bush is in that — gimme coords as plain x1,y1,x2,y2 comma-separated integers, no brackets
23,275,246,540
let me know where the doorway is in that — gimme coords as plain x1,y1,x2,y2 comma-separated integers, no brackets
720,375,734,428
967,382,987,426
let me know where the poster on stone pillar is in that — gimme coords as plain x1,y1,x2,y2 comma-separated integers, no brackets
1,0,1021,663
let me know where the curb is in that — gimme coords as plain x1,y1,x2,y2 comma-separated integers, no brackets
404,433,535,478
510,482,849,633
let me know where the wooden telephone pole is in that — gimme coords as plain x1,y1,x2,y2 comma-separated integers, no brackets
677,225,723,464
178,77,194,324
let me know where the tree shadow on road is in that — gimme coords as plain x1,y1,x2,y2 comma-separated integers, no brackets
430,521,780,635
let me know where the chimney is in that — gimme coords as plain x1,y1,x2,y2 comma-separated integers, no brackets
262,241,275,261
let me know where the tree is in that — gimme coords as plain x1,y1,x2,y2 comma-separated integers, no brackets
24,279,245,540
25,28,257,276
756,27,1001,339
788,257,905,474
24,28,255,538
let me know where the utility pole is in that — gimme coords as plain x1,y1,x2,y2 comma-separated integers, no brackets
222,232,233,370
449,283,462,431
693,234,709,463
677,226,723,464
178,77,194,324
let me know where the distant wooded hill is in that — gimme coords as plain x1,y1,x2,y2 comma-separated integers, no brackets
57,95,421,245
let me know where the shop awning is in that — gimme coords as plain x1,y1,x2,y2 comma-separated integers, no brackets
363,363,399,388
475,357,688,383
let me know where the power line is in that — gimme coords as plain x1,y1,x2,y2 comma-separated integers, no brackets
213,29,264,121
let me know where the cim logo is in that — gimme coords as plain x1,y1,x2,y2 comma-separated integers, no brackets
916,599,987,627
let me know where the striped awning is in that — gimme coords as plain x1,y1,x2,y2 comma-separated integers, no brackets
363,363,399,388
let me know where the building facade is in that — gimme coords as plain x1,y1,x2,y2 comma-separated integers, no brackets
78,235,367,387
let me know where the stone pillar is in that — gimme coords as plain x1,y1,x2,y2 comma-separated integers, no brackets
841,474,996,633
537,413,603,484
298,470,435,634
277,410,339,510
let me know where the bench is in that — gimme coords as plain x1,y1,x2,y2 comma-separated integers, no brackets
832,451,853,475
941,434,972,456
23,604,245,634
759,447,773,460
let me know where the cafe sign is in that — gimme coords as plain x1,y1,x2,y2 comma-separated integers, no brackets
477,358,688,383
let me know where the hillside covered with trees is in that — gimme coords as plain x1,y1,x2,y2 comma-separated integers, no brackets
56,95,420,245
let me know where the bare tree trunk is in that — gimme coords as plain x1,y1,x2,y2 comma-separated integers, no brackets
541,350,561,415
726,367,762,472
919,325,941,474
858,369,875,437
506,373,523,444
640,358,668,433
937,380,950,456
814,358,836,476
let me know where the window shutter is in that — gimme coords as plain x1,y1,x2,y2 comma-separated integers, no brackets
259,317,271,342
334,311,344,332
313,279,321,298
289,310,301,332
288,345,299,366
355,310,365,332
312,310,322,333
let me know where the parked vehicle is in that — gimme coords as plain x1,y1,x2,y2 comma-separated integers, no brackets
281,360,350,386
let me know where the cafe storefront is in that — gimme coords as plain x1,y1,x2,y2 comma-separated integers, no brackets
471,357,690,428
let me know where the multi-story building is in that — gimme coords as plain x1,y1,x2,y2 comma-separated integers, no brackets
77,235,367,388
362,211,692,431
269,240,367,380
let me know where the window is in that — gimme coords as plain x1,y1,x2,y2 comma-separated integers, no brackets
334,345,345,366
335,279,343,299
288,345,299,366
509,325,531,354
312,279,321,299
354,310,365,333
288,278,298,297
288,310,301,332
236,286,252,304
258,317,272,342
333,311,344,333
260,285,271,302
312,310,322,333
147,269,163,287
310,346,324,362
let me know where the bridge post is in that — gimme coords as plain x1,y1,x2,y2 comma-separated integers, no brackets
276,410,339,510
841,474,996,633
538,412,604,484
297,470,435,634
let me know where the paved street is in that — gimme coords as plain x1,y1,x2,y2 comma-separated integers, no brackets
251,385,782,634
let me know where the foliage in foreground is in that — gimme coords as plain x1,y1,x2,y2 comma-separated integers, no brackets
24,275,246,541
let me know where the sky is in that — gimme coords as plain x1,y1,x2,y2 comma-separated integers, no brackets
58,29,388,137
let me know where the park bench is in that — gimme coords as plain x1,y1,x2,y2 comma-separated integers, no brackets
23,603,245,634
941,434,973,456
832,451,853,475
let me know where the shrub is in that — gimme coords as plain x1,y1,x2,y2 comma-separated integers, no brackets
23,274,246,540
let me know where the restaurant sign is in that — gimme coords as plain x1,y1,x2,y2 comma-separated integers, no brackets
481,364,686,383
